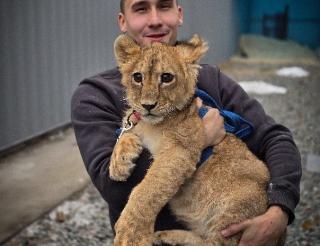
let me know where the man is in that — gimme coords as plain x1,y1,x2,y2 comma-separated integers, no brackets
71,0,301,245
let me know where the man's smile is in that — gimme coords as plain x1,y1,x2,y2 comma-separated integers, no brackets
144,32,169,42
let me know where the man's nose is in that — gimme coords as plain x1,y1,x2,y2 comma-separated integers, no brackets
148,8,162,27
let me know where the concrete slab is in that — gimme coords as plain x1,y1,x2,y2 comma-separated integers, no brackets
306,154,320,173
0,127,90,243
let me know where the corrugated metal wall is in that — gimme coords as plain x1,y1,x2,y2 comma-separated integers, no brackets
180,0,242,63
0,0,119,151
0,0,241,152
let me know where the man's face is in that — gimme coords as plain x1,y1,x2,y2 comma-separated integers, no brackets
118,0,183,46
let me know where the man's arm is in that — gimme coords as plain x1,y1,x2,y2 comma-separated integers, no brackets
198,64,301,222
217,70,302,223
70,75,140,228
71,77,120,189
198,64,301,245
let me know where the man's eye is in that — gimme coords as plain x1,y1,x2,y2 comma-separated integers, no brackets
132,72,143,83
133,6,147,13
159,1,173,10
160,73,174,83
137,8,146,12
159,4,171,10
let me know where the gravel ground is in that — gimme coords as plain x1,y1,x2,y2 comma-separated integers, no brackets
5,184,114,246
4,60,320,246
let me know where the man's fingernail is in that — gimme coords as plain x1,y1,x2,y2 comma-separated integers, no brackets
221,230,228,237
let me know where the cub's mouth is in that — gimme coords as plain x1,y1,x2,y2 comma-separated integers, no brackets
145,112,156,116
143,113,160,117
141,112,164,124
142,112,159,119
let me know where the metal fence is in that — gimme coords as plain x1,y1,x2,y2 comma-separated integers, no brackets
0,0,241,152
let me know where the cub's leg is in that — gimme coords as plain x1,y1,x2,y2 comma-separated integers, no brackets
153,230,238,246
109,132,143,181
153,230,206,246
114,144,200,246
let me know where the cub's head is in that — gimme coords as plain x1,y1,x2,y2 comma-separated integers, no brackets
114,34,208,124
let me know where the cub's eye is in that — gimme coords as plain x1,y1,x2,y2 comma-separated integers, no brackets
132,72,143,83
160,73,174,83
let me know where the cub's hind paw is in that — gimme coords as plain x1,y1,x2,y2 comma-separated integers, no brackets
109,133,143,181
153,231,182,246
153,230,205,246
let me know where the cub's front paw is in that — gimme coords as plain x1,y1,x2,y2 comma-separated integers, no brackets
114,216,153,246
109,133,143,181
114,231,153,246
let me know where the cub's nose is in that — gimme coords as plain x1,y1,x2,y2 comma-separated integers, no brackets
141,103,157,111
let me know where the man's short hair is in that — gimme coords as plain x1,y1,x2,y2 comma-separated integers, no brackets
120,0,178,13
120,0,125,13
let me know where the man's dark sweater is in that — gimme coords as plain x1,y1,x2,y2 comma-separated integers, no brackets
71,64,301,231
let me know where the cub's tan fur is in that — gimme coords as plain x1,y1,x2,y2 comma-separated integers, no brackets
109,34,271,246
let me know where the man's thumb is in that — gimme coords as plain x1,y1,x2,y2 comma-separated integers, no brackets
221,220,250,238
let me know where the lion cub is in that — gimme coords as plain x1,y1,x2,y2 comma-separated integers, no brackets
109,34,271,246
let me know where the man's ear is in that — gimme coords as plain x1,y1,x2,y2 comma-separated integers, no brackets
177,34,208,64
118,13,127,33
114,34,140,66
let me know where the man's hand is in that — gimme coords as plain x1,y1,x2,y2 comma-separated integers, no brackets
196,98,226,147
221,206,288,246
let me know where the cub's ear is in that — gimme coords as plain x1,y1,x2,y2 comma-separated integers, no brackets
114,34,140,66
177,34,208,63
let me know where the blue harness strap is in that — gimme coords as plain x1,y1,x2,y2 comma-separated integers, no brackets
195,88,254,167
